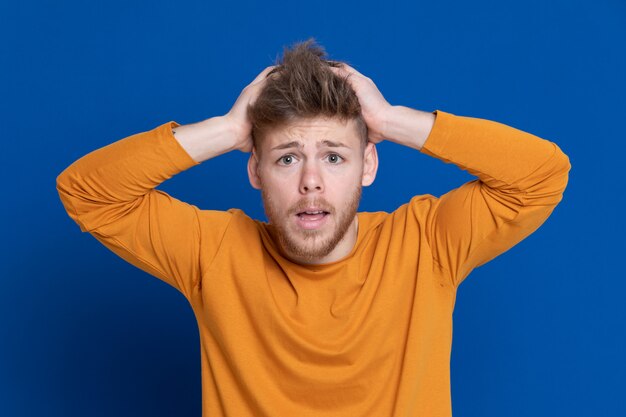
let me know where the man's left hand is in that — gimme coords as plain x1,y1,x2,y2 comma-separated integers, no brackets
329,63,392,144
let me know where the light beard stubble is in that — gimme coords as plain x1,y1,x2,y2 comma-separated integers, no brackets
260,183,362,262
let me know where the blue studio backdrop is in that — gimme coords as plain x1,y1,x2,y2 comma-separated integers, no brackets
1,0,624,416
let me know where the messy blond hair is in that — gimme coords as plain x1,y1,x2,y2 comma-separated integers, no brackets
247,37,368,154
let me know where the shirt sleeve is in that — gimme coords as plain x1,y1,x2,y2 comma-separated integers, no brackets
56,121,233,300
416,110,571,288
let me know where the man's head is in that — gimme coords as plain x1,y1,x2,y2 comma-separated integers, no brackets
246,38,378,264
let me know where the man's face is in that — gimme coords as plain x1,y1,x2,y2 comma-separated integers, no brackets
248,116,377,264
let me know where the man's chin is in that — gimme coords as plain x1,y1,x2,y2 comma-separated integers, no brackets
287,234,332,256
284,245,334,263
275,226,338,261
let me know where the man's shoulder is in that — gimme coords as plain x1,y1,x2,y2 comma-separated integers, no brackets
195,207,266,250
355,195,440,252
195,207,258,224
358,194,439,221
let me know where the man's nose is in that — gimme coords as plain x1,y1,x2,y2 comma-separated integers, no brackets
299,160,324,194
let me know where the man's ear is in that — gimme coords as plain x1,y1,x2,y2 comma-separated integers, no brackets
361,142,379,186
247,147,262,190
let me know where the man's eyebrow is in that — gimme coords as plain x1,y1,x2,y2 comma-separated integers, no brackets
271,140,350,151
272,141,303,151
321,140,350,148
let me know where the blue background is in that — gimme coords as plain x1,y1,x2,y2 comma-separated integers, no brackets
1,0,624,416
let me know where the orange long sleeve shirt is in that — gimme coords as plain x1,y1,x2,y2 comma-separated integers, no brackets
56,110,570,417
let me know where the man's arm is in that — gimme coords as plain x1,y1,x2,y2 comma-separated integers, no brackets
378,105,436,151
384,106,571,288
55,116,236,299
56,66,277,299
329,63,571,288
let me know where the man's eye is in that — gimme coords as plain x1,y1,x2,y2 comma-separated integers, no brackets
327,153,344,164
278,155,296,165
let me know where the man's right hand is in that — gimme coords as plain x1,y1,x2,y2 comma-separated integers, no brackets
172,65,277,163
223,65,277,153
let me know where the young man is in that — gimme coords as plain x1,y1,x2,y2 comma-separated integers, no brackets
56,39,571,417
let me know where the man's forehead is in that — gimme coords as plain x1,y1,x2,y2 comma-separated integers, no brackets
265,117,360,149
271,139,351,151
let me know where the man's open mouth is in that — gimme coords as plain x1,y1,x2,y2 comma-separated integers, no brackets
296,210,330,221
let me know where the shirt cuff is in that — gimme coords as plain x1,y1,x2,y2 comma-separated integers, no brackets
157,120,201,172
419,109,456,158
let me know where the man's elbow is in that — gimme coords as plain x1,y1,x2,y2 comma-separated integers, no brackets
522,143,571,207
553,144,572,195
